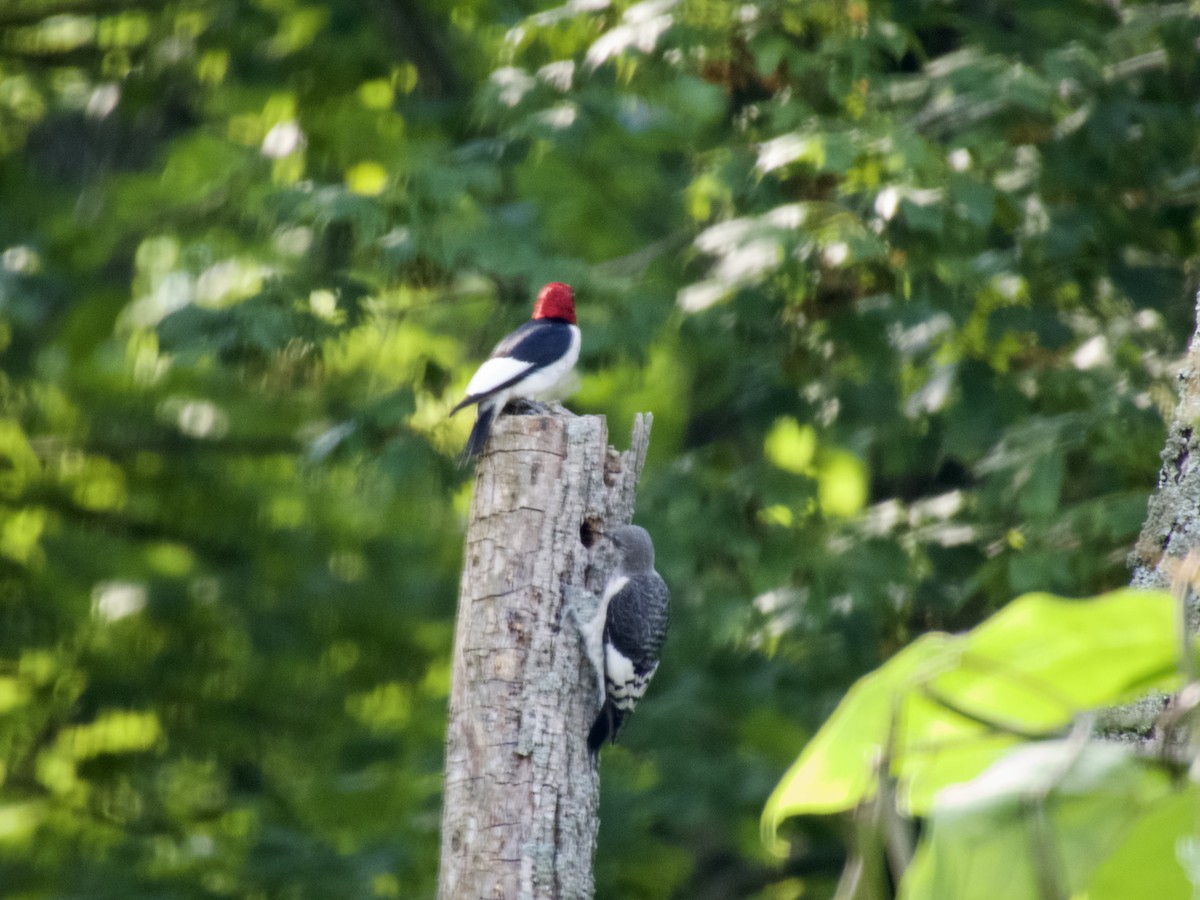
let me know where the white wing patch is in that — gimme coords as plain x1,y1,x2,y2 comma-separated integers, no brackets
606,655,657,711
464,356,534,398
605,644,636,694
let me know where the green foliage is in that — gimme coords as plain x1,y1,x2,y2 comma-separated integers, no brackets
763,590,1179,821
0,0,1196,896
765,589,1195,899
902,742,1186,900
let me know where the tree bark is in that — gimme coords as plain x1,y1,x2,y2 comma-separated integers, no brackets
1110,289,1200,738
438,408,652,900
1130,289,1200,620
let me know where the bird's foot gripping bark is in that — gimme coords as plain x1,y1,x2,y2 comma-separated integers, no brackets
506,398,551,416
562,584,606,710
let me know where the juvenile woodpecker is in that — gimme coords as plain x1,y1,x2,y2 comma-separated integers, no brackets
449,282,580,461
574,525,671,753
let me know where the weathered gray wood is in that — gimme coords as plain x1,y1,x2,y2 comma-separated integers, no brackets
1131,289,1200,620
438,408,652,900
1107,290,1200,738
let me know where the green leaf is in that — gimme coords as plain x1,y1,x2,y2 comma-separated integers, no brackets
899,741,1175,900
762,633,956,841
929,590,1179,731
899,194,945,235
1087,784,1198,899
951,177,996,229
764,417,816,475
763,590,1179,847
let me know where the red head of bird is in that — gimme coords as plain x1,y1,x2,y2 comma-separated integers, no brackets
532,282,576,324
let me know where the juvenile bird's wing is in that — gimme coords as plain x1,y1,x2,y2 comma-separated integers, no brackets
587,572,669,752
602,572,670,711
452,320,575,412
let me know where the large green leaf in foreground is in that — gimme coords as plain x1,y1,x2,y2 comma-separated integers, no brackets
898,741,1183,900
763,590,1179,845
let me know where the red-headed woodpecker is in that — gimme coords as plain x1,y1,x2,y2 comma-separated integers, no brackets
572,525,671,754
450,282,580,461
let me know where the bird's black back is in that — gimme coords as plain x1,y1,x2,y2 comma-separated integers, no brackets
604,572,670,675
491,317,574,366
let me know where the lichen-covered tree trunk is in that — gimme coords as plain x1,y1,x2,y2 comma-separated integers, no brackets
438,409,651,900
1131,290,1200,619
1117,289,1200,737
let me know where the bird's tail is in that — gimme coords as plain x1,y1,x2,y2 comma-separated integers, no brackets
458,403,497,466
587,700,626,755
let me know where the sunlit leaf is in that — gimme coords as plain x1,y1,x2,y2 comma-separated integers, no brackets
764,418,816,475
817,450,868,517
764,590,1179,847
346,161,389,196
762,633,955,844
